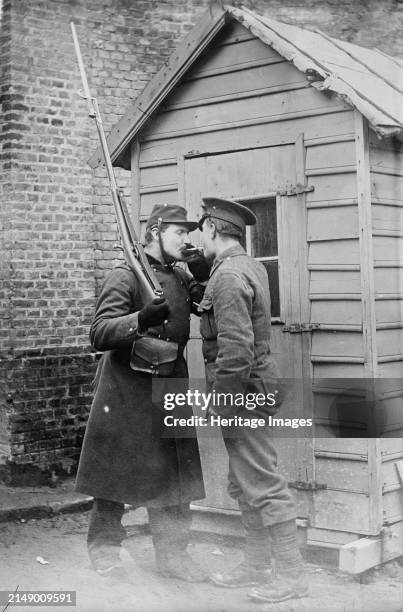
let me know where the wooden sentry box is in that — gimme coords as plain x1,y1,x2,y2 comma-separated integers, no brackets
89,6,403,572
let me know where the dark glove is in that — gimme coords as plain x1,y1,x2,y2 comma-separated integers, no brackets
138,297,170,330
182,243,211,282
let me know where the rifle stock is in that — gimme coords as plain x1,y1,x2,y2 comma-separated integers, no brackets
70,22,163,302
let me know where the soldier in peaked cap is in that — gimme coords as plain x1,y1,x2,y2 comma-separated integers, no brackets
76,204,209,582
198,196,257,231
198,197,308,603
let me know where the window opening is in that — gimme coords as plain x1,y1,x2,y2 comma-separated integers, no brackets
241,197,280,320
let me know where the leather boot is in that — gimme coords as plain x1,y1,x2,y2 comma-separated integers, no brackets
155,548,209,583
88,543,126,579
211,562,271,588
211,525,271,588
148,505,209,583
87,499,126,579
248,520,308,603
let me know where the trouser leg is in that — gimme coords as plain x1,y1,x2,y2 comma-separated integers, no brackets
87,498,126,576
87,498,126,548
210,443,273,589
210,504,272,588
211,424,304,593
223,423,296,525
270,519,303,573
224,423,295,563
241,508,271,567
248,519,308,603
223,425,304,576
147,504,191,552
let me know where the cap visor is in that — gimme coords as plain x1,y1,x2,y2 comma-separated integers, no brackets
168,221,198,231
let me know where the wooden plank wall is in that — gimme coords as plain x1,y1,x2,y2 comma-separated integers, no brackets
369,133,403,377
135,20,354,236
132,21,395,535
305,126,374,532
369,132,403,530
306,135,363,380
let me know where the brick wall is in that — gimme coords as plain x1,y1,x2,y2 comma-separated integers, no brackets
0,0,100,482
0,0,402,483
0,0,13,468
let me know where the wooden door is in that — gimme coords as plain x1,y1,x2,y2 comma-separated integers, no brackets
183,143,314,517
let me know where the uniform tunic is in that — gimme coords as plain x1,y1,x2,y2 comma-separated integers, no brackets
198,244,296,527
75,258,205,507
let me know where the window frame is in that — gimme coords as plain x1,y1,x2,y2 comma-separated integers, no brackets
238,193,284,324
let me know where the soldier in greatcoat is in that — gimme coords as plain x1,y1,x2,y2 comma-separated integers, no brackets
75,204,209,581
197,197,309,604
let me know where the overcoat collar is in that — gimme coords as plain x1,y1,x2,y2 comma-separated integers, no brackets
146,253,175,271
209,244,247,277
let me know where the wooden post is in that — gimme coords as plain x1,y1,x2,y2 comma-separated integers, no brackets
355,112,382,534
177,154,186,209
354,111,377,376
295,133,313,381
295,134,315,486
130,138,141,237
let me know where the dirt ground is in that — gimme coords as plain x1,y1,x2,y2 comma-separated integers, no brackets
0,510,402,612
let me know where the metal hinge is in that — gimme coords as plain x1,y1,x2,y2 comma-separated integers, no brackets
282,323,320,333
277,184,315,196
289,480,327,491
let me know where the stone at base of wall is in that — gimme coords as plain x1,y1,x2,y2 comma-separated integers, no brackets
0,454,81,487
0,477,93,523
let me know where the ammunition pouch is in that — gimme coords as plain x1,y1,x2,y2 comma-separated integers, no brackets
130,334,179,376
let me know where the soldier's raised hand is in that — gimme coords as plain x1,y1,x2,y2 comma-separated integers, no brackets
182,243,211,282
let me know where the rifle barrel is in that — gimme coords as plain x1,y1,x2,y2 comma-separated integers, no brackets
70,21,163,301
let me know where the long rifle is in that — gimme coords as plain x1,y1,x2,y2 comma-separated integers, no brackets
70,22,163,301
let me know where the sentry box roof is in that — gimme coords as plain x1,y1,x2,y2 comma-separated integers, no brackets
88,4,403,170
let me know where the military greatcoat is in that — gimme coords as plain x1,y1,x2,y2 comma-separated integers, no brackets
75,258,205,507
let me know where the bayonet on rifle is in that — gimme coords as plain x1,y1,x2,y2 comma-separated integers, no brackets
70,22,163,301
